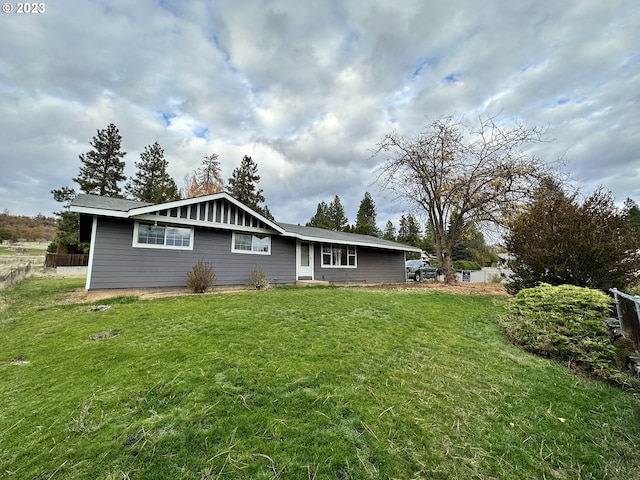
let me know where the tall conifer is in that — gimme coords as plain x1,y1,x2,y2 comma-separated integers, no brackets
73,123,126,197
126,142,180,203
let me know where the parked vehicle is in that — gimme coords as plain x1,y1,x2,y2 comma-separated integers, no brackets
405,259,440,281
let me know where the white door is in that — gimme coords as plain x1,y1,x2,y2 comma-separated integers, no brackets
297,241,314,279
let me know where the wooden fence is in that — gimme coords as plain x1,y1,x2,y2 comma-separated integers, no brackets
44,254,89,268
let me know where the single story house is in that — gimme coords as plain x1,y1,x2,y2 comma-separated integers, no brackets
69,193,421,291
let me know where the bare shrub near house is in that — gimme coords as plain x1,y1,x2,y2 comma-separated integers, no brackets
186,260,215,293
247,267,269,290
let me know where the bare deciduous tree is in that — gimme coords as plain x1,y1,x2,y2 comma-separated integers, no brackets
183,153,225,198
373,115,557,283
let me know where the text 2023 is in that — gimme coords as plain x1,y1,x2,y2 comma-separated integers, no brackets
16,3,46,13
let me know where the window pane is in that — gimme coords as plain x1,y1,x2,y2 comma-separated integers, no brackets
340,248,347,265
252,235,270,253
235,234,251,250
166,227,191,247
348,245,356,265
138,224,165,244
321,244,329,265
332,247,342,266
301,243,310,267
234,233,252,251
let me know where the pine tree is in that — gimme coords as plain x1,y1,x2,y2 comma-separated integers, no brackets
126,142,180,203
307,201,333,229
397,214,421,247
49,186,85,254
623,198,640,234
183,153,224,198
354,192,378,236
227,155,271,218
382,220,396,241
73,123,127,197
328,196,348,231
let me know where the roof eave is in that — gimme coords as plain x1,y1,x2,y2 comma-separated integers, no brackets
69,205,130,218
280,230,421,252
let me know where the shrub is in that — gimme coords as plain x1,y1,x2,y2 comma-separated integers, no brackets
502,284,639,389
0,228,18,242
453,260,482,271
247,267,269,290
186,260,215,293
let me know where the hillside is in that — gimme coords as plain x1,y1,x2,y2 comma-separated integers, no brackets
0,211,57,242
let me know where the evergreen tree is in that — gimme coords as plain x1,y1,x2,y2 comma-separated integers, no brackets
354,192,378,236
260,205,275,221
397,214,421,247
451,221,474,261
506,186,640,293
382,220,396,241
49,186,86,254
328,195,349,231
125,142,180,203
183,153,224,198
451,223,498,266
227,155,264,208
623,198,640,234
420,222,436,255
73,123,127,197
227,155,272,219
307,201,333,229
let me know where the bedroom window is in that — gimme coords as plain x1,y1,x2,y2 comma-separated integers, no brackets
232,233,271,254
134,222,193,250
321,244,357,267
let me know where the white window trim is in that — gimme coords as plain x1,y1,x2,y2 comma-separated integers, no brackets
321,244,357,268
231,232,272,255
133,221,194,250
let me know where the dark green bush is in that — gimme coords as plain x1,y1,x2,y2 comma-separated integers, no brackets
453,260,482,271
502,284,639,389
0,228,18,242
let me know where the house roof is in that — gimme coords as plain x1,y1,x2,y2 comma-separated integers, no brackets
278,222,419,252
71,194,153,213
70,193,421,253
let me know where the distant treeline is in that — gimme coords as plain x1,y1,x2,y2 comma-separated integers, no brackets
0,211,57,242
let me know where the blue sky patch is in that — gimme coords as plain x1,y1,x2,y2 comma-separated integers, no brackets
443,72,461,83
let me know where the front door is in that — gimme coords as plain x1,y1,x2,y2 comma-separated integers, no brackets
297,241,314,279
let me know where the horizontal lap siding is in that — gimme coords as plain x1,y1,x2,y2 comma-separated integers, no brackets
89,218,296,289
314,246,405,283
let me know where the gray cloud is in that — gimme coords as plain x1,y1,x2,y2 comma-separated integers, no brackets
1,0,638,233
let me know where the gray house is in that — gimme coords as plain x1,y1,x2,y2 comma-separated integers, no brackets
70,193,421,291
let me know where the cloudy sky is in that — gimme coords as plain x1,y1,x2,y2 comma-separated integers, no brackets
1,0,638,230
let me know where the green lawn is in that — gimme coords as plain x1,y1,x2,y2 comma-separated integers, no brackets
1,279,639,479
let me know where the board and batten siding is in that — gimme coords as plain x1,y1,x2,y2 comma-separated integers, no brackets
312,244,406,283
88,218,296,289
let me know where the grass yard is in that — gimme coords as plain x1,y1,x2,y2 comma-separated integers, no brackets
1,279,640,479
0,243,46,277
